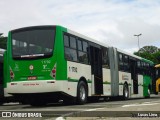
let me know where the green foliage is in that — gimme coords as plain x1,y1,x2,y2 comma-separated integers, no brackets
134,46,160,64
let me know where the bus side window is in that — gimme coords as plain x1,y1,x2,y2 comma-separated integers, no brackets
64,34,78,62
77,39,82,51
64,35,69,47
78,39,88,64
119,53,123,71
102,47,110,69
70,36,77,49
83,41,88,52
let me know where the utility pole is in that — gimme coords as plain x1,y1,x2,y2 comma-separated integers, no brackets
134,33,142,53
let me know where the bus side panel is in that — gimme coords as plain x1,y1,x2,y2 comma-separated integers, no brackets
5,32,11,88
67,61,91,97
102,68,111,96
56,26,67,81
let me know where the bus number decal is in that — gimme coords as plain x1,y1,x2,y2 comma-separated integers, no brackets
69,67,77,73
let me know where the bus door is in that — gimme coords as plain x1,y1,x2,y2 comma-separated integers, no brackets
90,46,103,95
130,59,138,94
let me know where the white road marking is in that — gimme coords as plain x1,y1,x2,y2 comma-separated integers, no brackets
55,117,65,120
55,107,104,119
84,107,104,111
122,102,160,107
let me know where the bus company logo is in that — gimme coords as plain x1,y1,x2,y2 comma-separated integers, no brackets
29,65,34,70
2,112,11,117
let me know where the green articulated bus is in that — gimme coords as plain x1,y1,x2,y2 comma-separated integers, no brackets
4,25,156,106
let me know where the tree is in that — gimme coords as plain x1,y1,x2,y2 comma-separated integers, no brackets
134,46,160,64
0,36,7,49
139,46,159,54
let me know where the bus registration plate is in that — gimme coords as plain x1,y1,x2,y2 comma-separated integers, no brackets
28,76,37,80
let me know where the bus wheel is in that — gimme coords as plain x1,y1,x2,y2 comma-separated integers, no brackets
77,81,88,105
123,84,129,100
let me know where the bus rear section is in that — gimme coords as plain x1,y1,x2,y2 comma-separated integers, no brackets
6,26,70,105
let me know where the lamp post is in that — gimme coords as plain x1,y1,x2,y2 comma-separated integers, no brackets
134,33,142,50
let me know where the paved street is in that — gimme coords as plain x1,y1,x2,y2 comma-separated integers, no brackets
0,95,160,120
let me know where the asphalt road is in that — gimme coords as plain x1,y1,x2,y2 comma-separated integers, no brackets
0,95,160,120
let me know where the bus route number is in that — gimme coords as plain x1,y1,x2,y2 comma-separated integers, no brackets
69,67,77,73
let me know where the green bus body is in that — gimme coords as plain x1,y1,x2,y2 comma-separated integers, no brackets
4,25,156,105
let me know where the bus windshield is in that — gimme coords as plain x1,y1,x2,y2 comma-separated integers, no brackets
11,27,55,59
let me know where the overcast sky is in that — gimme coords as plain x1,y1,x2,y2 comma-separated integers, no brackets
0,0,160,53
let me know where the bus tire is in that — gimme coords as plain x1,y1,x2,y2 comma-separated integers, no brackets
123,84,129,100
77,81,88,105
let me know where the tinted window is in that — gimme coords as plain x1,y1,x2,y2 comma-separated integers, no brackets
102,48,110,68
119,53,123,70
70,36,76,49
65,48,77,61
119,54,123,61
83,41,88,52
12,28,55,59
78,51,88,64
63,33,89,64
64,35,69,47
77,40,82,51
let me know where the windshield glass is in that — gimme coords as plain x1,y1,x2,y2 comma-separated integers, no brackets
12,27,55,59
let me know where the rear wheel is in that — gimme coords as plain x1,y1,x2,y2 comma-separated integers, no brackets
77,81,88,104
123,84,129,100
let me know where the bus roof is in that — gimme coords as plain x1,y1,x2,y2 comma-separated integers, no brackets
141,58,154,65
117,48,141,59
66,26,154,64
9,25,154,65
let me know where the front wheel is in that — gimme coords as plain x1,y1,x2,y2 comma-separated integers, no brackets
77,81,88,105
